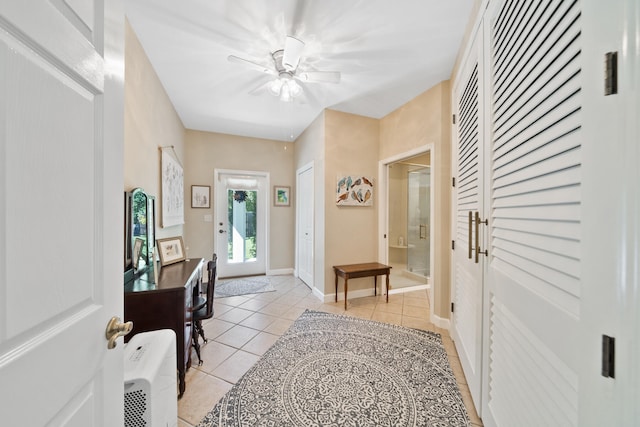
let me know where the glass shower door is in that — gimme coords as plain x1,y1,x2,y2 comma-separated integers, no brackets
407,167,430,277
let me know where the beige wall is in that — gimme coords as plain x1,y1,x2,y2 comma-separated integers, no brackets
124,20,186,240
184,130,295,270
324,110,380,295
379,81,452,320
294,113,326,290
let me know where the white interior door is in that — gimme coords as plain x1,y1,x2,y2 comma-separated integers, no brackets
0,0,124,425
215,170,267,278
482,0,582,424
451,28,485,411
296,162,314,287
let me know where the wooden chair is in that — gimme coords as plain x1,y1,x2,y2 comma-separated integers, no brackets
192,254,217,365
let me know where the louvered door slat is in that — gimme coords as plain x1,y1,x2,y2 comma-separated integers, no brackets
493,116,580,171
493,228,579,260
493,166,580,200
492,217,579,241
493,148,580,190
493,184,580,209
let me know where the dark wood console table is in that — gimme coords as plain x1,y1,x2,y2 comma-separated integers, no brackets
333,263,392,310
124,258,204,397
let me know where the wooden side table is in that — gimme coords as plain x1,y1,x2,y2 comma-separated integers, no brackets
333,262,392,310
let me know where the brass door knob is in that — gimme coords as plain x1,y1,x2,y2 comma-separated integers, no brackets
105,316,133,349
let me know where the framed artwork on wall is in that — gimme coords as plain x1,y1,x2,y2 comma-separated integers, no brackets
336,175,373,206
274,186,290,206
191,185,210,208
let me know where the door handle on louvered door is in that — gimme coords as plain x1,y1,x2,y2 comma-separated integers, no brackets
468,211,473,260
474,211,488,263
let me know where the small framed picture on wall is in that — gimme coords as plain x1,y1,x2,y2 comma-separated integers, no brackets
191,185,211,208
274,186,290,206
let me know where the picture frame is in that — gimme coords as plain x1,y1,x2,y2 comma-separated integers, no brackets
132,237,144,270
274,185,290,206
191,185,211,208
156,236,186,266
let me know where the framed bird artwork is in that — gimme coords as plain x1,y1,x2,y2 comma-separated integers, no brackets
336,174,373,206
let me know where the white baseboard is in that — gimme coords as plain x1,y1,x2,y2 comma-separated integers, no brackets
267,268,294,276
388,284,430,295
431,312,450,330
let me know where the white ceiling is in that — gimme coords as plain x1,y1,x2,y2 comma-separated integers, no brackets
125,0,475,142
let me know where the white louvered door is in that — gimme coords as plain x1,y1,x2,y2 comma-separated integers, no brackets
482,0,582,425
451,30,485,410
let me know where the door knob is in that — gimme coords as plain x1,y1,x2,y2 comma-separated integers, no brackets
105,316,133,349
219,229,226,234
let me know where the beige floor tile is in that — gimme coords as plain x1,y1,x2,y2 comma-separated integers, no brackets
373,302,404,315
342,306,374,320
178,371,232,426
239,312,278,330
294,297,323,310
238,298,271,312
216,295,252,307
201,318,235,340
178,418,194,427
216,307,254,324
242,331,280,356
371,311,403,325
350,295,378,308
258,301,291,316
448,355,467,386
252,291,281,302
212,302,233,317
215,324,260,349
401,315,432,331
379,293,404,304
211,350,261,384
459,386,482,425
262,317,295,335
281,306,307,320
194,341,237,374
276,294,304,306
404,295,429,308
402,304,429,319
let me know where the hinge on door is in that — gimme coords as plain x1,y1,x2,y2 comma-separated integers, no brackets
451,302,455,313
452,114,457,124
452,177,456,187
602,335,615,378
604,52,618,96
452,240,455,250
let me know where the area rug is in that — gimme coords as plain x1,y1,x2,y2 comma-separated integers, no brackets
197,310,470,427
214,276,276,298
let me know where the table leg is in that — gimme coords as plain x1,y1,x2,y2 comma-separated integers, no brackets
344,277,348,310
374,275,377,296
335,272,338,303
385,272,389,303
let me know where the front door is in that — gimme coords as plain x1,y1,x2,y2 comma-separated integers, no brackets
0,0,124,425
215,170,267,278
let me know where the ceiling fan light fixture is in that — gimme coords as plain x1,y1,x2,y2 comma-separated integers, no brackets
282,36,304,71
268,78,283,96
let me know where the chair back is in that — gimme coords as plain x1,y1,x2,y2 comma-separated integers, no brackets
204,254,217,318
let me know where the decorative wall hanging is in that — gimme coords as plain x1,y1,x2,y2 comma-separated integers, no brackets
336,175,373,206
191,185,210,208
274,186,290,206
161,147,184,227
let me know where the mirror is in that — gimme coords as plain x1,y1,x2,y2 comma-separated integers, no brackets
124,188,156,284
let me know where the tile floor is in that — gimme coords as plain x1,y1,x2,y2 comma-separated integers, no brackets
177,275,483,427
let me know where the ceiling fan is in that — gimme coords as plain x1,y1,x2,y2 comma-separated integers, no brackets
228,36,341,102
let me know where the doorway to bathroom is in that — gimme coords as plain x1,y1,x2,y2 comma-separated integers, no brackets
379,147,433,293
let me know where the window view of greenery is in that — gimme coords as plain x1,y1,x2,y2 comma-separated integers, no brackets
227,190,257,262
132,191,148,261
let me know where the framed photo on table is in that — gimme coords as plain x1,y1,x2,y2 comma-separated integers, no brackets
191,185,211,208
274,186,290,206
156,236,186,266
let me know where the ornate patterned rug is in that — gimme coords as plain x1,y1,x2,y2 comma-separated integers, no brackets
197,310,470,427
214,276,276,298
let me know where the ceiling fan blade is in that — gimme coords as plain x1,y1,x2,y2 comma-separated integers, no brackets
296,71,341,84
282,36,304,71
227,55,276,76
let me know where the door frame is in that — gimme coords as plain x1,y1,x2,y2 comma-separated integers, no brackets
295,161,314,289
378,144,434,299
213,168,269,278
